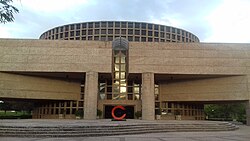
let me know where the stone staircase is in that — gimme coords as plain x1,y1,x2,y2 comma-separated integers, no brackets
0,121,239,137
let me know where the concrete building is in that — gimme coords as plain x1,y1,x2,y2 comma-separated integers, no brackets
0,21,249,125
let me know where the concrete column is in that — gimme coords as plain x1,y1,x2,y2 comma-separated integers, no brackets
246,101,250,126
84,71,98,120
142,72,155,120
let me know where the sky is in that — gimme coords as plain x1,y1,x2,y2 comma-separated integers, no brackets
0,0,250,43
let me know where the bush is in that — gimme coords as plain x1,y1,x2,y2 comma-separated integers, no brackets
0,115,32,119
97,109,102,117
75,110,84,118
135,111,142,119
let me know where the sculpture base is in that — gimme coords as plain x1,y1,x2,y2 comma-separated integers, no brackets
111,118,126,121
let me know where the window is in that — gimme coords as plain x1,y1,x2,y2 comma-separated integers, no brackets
135,30,140,35
177,35,180,41
148,24,152,29
121,29,126,34
101,22,106,28
154,31,159,37
141,23,146,29
121,22,126,28
82,30,86,35
88,36,92,40
88,22,93,28
172,34,176,40
95,22,100,28
172,28,176,33
128,29,133,35
135,37,140,41
128,22,133,28
112,38,129,100
95,29,99,34
60,27,64,32
176,29,180,34
76,31,80,36
160,26,164,31
70,24,74,30
115,29,120,34
101,36,106,41
70,31,74,37
128,36,133,41
94,36,99,40
154,25,159,30
108,36,113,41
135,23,140,28
88,29,93,35
108,29,113,34
115,22,120,27
65,25,69,31
141,30,146,35
148,31,152,36
76,24,80,29
101,29,106,34
82,23,87,28
108,22,113,27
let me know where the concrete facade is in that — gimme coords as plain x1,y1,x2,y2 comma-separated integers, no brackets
84,71,98,120
0,21,250,125
142,72,155,120
247,101,250,126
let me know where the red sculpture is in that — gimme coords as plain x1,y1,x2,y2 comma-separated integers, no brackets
111,105,126,120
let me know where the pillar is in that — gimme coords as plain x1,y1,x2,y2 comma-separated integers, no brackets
247,101,250,126
142,72,155,120
84,71,98,120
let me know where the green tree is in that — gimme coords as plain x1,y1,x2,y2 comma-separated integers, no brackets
205,103,246,122
0,0,19,23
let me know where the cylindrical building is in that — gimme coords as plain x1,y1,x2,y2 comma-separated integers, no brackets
40,21,199,43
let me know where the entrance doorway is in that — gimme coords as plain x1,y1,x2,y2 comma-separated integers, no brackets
104,105,134,119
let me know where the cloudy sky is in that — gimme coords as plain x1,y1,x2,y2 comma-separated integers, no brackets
0,0,250,43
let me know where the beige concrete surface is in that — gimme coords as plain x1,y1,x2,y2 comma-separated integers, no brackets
161,75,249,102
142,72,155,120
84,71,98,119
0,72,80,100
1,39,250,75
246,101,250,126
1,39,250,123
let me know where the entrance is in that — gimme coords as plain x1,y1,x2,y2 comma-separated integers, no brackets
104,105,134,119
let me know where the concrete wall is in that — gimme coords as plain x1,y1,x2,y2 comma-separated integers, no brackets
1,39,250,76
129,43,250,75
160,76,248,102
0,72,80,100
0,39,249,102
0,39,111,73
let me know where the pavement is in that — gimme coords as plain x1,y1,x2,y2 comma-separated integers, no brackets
0,119,250,141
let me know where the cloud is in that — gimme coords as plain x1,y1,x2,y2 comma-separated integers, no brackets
2,0,249,43
205,0,250,43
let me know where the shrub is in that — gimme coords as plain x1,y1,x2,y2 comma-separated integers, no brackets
135,111,142,119
97,109,102,117
75,110,84,118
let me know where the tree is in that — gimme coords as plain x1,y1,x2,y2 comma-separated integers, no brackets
0,0,19,23
204,103,246,121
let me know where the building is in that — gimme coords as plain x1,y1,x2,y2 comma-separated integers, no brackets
0,21,249,125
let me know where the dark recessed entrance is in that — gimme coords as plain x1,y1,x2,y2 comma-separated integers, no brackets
104,105,134,119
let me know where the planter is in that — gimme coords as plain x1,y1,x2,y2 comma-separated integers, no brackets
156,115,161,120
176,115,181,120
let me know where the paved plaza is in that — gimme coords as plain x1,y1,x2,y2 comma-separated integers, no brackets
0,120,250,141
